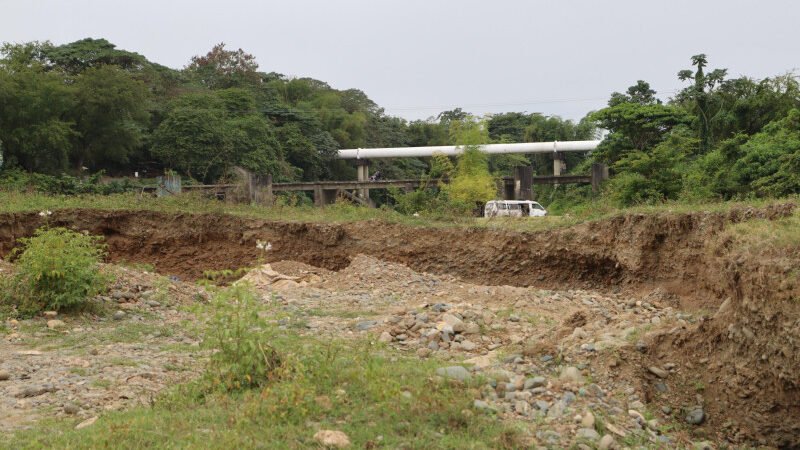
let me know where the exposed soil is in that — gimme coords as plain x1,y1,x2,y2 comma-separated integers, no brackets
0,204,798,447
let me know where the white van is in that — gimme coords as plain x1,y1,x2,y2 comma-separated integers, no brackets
484,200,547,218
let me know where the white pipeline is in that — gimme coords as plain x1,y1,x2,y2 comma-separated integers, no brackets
337,140,601,159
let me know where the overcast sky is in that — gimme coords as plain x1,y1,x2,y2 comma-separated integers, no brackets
3,0,799,121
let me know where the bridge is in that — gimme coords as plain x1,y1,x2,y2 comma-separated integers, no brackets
156,141,608,206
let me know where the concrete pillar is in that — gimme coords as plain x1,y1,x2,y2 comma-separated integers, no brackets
591,163,609,193
313,184,324,207
552,152,566,177
513,166,533,200
502,178,515,200
249,173,273,205
356,159,370,202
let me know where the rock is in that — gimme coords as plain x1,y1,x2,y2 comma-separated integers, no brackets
648,366,669,378
685,407,705,425
440,313,465,333
463,322,480,335
576,428,600,441
562,391,577,405
635,340,647,352
378,331,393,343
581,411,595,428
435,366,471,382
16,384,55,398
514,400,530,415
431,303,450,312
662,406,672,415
64,403,80,415
560,366,584,383
473,399,495,412
113,311,126,321
313,430,350,448
0,370,10,381
43,311,58,318
146,300,161,307
75,416,98,430
355,320,377,331
598,434,616,450
629,400,646,411
628,409,645,425
524,376,546,390
693,441,714,450
416,348,432,358
459,340,476,351
47,319,66,329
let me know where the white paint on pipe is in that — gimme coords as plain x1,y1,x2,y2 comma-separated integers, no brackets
337,140,601,159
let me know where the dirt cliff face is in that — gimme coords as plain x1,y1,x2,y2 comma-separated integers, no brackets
0,204,797,446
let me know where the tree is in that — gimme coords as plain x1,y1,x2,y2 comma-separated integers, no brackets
590,82,692,165
185,43,260,89
42,38,147,74
677,54,728,153
607,126,697,205
0,65,76,173
71,65,150,170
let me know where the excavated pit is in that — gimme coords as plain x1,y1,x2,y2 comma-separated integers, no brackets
0,204,798,447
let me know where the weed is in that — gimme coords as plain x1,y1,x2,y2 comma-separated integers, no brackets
201,284,281,391
1,227,110,316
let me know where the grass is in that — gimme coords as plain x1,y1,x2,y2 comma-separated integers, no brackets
8,332,528,449
1,191,794,235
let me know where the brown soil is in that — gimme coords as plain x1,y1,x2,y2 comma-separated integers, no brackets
0,203,798,447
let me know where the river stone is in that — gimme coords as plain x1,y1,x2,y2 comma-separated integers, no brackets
560,366,584,383
436,366,471,382
355,320,377,331
598,434,615,450
576,428,600,441
685,408,705,425
648,366,669,378
524,376,546,390
313,430,351,448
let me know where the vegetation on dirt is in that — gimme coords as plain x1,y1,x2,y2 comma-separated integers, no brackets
7,283,525,449
200,284,282,391
1,226,109,316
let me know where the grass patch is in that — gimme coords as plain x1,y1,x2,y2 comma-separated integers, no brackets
10,332,526,449
2,191,793,235
9,284,527,449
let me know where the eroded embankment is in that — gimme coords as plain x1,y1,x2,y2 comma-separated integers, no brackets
0,204,798,446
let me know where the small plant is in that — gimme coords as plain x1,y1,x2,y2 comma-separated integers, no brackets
1,227,109,316
202,284,281,391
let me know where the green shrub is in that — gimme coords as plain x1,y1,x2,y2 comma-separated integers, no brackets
2,227,109,315
202,284,282,391
0,168,141,195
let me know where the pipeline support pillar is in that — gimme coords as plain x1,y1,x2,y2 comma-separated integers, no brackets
356,159,370,203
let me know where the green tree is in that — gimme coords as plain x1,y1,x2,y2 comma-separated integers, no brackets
0,65,76,173
677,54,728,153
71,65,150,170
151,94,231,181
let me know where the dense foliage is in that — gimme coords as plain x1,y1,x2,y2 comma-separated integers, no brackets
1,227,109,316
1,39,797,209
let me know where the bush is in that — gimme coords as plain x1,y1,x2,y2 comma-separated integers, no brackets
2,227,109,315
202,284,282,391
0,168,141,195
